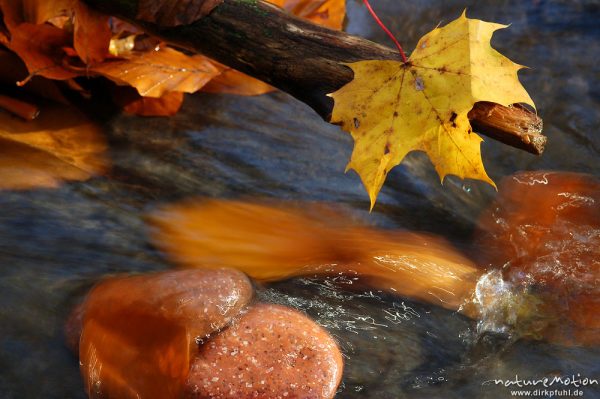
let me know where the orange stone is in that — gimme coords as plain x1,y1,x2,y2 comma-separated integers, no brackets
79,268,253,399
186,304,344,399
475,171,600,344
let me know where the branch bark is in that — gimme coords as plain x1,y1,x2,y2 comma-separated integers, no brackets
84,0,546,155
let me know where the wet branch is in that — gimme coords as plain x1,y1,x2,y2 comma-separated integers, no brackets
84,0,546,155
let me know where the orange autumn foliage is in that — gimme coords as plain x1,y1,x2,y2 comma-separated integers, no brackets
0,102,108,189
5,22,78,81
201,65,275,96
0,0,346,187
0,0,346,114
271,0,345,30
90,46,220,98
73,2,111,65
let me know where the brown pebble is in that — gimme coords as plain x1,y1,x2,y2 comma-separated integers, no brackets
79,268,253,399
186,303,343,399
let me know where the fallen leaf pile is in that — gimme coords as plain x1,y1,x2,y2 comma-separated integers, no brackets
0,0,346,116
0,0,344,189
0,48,108,189
330,11,535,208
0,101,108,189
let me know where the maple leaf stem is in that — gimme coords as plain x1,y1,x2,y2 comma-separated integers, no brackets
362,0,407,62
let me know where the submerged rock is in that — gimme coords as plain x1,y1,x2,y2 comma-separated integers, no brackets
78,269,253,399
69,270,344,398
475,171,600,345
186,303,343,399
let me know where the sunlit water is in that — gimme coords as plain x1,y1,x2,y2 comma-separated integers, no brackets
1,0,599,398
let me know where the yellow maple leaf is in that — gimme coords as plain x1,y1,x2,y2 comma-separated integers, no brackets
329,11,535,209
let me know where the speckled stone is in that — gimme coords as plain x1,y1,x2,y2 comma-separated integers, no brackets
186,303,343,399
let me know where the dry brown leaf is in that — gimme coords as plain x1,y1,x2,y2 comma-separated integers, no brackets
136,0,223,27
91,46,220,97
0,102,108,189
74,2,110,65
22,0,76,25
0,1,79,81
201,65,274,96
5,22,78,81
0,48,69,103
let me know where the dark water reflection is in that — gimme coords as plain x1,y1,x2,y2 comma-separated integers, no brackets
1,0,599,397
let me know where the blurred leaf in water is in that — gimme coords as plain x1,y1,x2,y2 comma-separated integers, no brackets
149,199,481,311
0,102,108,190
150,200,360,281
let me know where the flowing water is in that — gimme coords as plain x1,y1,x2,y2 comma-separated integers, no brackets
1,0,599,398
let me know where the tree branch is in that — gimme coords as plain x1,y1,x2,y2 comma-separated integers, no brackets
84,0,546,155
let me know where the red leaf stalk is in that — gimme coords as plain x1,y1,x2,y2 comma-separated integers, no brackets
362,0,407,62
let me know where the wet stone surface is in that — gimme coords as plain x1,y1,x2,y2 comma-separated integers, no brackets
76,269,254,398
187,303,343,399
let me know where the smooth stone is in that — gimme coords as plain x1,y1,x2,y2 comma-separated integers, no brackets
78,268,253,399
186,303,343,399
